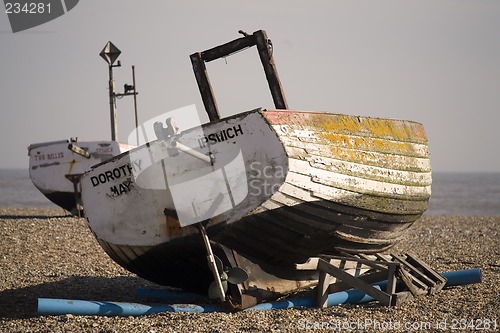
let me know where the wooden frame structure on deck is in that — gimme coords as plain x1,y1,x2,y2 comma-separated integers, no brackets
190,30,288,121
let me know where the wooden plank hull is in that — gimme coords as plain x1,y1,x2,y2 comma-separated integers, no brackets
218,110,431,265
80,109,431,295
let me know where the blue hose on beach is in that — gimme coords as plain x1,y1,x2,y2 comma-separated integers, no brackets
37,268,482,316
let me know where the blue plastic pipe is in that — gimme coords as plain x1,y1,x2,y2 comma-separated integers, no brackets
37,298,226,315
245,268,483,311
135,288,206,302
442,268,482,287
245,285,378,311
37,268,482,316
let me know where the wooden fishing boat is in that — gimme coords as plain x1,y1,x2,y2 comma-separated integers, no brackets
80,107,431,290
28,139,133,214
80,30,431,306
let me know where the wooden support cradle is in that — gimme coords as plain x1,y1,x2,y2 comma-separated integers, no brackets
296,253,447,308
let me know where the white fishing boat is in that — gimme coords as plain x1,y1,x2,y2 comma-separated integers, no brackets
80,30,432,307
28,139,133,214
81,107,431,294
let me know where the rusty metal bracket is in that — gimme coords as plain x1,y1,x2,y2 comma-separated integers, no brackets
64,173,84,217
216,244,258,311
190,30,288,121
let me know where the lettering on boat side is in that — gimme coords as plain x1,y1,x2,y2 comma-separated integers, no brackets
197,124,244,148
90,160,142,187
47,152,64,160
109,179,133,197
96,147,113,154
33,152,64,161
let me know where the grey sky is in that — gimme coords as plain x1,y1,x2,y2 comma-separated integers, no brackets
1,0,499,172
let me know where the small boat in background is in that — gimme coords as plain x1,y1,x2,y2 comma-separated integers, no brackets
28,139,133,214
28,42,138,215
80,30,432,308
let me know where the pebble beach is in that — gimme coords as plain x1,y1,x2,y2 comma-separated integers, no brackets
1,207,499,332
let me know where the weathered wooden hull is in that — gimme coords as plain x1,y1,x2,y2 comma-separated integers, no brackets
28,140,133,213
80,109,431,295
217,110,431,266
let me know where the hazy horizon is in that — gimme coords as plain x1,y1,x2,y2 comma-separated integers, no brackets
3,167,500,175
1,1,499,173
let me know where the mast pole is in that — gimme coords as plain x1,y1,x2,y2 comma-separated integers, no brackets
108,64,118,141
132,65,139,145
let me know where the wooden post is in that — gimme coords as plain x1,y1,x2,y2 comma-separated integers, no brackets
316,270,331,308
386,263,398,296
190,52,220,121
254,30,288,109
